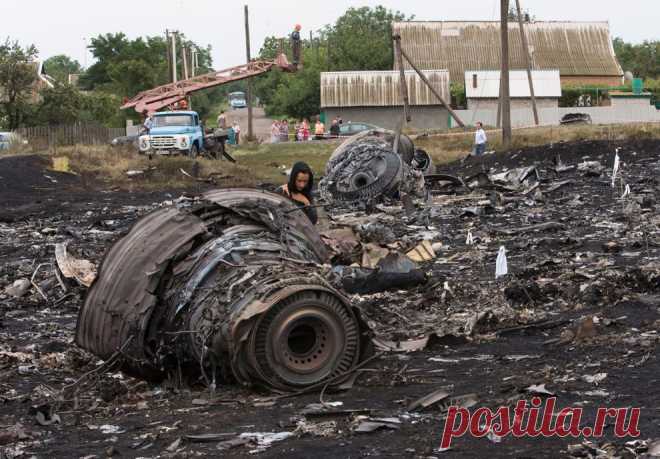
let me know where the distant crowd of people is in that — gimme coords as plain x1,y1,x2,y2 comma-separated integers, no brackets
270,116,343,143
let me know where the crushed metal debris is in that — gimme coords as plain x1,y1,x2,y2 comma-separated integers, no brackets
0,138,659,457
76,189,372,392
319,129,427,208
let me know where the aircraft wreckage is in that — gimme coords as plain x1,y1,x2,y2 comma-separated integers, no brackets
319,129,431,207
76,189,372,392
76,133,431,391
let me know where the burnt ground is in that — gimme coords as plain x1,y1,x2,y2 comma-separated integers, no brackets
0,139,659,458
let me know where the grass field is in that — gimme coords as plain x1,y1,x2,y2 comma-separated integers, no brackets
2,122,659,190
232,122,659,178
231,141,336,183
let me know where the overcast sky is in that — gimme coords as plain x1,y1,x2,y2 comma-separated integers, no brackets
2,0,658,70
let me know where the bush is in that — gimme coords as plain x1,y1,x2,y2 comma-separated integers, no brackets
450,83,466,109
559,84,620,107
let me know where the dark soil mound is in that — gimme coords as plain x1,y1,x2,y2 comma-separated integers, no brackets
0,155,82,221
439,138,660,177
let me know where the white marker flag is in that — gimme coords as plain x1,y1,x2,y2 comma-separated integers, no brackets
495,246,508,279
611,150,620,187
621,184,631,199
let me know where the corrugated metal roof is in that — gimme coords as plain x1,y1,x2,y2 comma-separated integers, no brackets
465,70,561,98
392,21,623,83
321,70,450,108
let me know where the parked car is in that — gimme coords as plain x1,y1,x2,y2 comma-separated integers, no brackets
337,122,381,137
110,135,139,148
560,113,592,125
0,132,10,150
0,132,28,150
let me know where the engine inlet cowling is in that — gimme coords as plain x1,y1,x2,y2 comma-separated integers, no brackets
319,129,426,207
76,189,371,391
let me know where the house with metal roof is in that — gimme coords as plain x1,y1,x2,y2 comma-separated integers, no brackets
392,21,624,87
465,69,561,110
0,61,54,106
320,69,451,130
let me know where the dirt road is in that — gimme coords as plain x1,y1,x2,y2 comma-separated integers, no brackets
224,106,274,142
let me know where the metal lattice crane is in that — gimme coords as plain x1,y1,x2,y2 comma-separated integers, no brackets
121,53,293,114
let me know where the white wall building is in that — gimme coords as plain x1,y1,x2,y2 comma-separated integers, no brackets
465,69,561,110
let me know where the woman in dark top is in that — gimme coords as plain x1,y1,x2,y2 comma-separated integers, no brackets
276,161,318,225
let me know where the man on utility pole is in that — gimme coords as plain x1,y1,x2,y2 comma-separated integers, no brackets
291,24,302,66
500,0,512,149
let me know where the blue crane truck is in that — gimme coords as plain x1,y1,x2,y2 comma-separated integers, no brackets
139,111,205,157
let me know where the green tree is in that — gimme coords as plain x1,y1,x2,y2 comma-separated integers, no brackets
78,32,218,123
450,83,466,109
43,55,82,84
324,6,411,71
35,83,83,125
613,37,660,79
265,47,323,120
80,33,169,95
258,36,284,60
0,39,38,129
30,83,125,127
507,6,534,22
254,6,412,119
80,91,124,127
81,33,215,98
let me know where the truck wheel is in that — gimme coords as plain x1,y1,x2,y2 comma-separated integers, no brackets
189,143,199,158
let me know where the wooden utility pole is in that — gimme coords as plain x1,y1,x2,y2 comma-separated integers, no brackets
393,35,411,123
171,31,178,83
182,44,189,80
500,0,512,148
496,73,503,128
400,46,466,128
182,44,191,108
244,5,254,141
165,30,173,84
515,0,539,125
191,49,197,77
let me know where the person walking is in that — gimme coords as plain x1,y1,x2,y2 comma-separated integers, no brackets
280,119,289,142
217,111,228,129
329,117,340,137
314,119,325,140
233,122,241,145
474,122,487,156
271,120,280,143
294,121,301,142
141,110,153,134
301,119,310,141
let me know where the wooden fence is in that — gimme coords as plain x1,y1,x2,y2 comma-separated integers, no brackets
15,123,126,148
